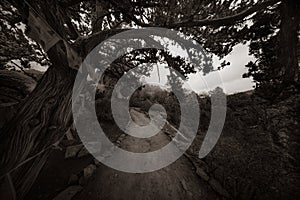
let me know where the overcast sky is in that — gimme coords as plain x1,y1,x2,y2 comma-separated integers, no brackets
144,44,255,94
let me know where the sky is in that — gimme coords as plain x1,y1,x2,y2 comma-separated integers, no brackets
144,44,255,94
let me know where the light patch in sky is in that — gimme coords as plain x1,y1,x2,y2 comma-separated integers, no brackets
144,44,255,94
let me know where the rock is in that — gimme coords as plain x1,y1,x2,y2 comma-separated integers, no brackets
196,167,210,181
65,128,74,141
65,144,83,158
52,186,82,200
84,164,97,178
180,179,188,191
85,142,102,154
94,158,101,166
193,159,208,169
116,140,121,144
60,139,77,147
52,143,63,151
208,178,229,198
68,174,79,185
77,147,90,158
78,163,97,186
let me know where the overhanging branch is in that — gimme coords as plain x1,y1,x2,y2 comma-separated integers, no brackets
167,0,281,28
58,0,91,8
110,0,281,28
76,29,129,57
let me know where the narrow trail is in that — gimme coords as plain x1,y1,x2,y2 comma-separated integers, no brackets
74,108,219,200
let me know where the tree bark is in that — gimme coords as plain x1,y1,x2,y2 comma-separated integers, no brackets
0,41,77,198
0,27,126,198
279,0,300,86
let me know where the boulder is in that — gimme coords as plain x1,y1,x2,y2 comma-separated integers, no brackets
65,144,83,159
83,164,97,178
196,167,210,181
77,147,90,158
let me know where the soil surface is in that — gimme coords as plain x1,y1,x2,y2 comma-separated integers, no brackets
73,108,218,200
26,108,220,200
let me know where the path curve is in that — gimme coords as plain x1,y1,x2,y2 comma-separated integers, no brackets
74,108,218,200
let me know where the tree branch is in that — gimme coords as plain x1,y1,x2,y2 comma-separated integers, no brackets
110,0,281,28
76,29,129,57
130,1,162,8
58,0,91,8
109,0,147,26
167,0,281,28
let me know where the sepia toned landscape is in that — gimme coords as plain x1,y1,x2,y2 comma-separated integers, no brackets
0,0,299,199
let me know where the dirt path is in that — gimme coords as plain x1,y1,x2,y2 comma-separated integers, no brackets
73,108,219,200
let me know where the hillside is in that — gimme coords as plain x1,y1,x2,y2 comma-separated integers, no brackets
0,70,299,199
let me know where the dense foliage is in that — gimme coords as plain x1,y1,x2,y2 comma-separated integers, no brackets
2,0,298,96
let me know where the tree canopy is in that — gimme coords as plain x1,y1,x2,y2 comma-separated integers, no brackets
2,0,298,93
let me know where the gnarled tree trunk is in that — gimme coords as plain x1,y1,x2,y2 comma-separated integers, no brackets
0,27,126,198
0,41,76,199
